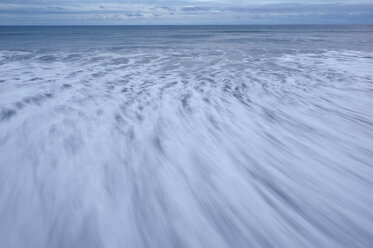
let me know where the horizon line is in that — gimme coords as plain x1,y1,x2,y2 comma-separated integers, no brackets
1,23,372,27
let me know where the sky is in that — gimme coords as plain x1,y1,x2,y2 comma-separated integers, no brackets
0,0,372,25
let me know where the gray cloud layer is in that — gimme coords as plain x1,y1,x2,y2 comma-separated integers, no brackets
0,1,372,25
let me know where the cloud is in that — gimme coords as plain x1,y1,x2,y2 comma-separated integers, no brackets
0,2,372,24
180,6,212,11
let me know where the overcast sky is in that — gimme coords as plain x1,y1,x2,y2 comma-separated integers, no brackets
0,0,372,25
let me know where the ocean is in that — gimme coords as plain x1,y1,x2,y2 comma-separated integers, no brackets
0,25,373,248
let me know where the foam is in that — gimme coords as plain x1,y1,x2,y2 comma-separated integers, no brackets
0,48,373,248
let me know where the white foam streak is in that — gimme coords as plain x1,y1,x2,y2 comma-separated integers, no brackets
0,49,373,248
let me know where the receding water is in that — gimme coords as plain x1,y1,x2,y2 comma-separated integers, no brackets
0,25,373,248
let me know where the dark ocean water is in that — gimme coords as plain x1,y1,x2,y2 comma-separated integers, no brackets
0,25,373,248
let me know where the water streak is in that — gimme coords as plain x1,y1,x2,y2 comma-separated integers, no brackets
0,26,373,248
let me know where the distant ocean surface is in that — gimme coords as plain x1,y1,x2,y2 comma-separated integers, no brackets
0,25,373,248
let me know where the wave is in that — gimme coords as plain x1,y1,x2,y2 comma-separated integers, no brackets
0,48,373,248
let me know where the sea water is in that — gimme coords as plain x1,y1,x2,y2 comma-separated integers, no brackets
0,25,373,248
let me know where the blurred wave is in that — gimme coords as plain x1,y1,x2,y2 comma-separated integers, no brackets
0,26,373,248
